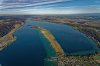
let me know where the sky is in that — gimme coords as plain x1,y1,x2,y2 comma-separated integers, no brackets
0,0,100,15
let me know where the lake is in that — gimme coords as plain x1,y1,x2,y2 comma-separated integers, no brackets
0,19,99,66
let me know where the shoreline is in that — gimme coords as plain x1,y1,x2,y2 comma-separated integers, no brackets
32,26,65,56
34,19,100,49
31,26,99,66
0,23,24,51
38,31,57,66
32,26,65,66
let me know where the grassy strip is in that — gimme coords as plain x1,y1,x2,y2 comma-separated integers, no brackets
32,26,64,55
39,32,57,66
32,26,63,66
32,26,99,66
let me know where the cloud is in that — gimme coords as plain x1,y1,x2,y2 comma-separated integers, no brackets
0,0,72,9
0,0,100,14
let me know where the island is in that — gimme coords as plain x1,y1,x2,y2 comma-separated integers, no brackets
31,26,99,66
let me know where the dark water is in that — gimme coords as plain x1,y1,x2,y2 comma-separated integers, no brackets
0,19,99,66
27,20,98,54
0,21,46,66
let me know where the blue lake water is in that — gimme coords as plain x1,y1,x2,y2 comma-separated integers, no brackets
0,19,99,66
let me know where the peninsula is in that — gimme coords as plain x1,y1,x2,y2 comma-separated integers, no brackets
32,26,98,66
31,15,100,47
0,18,25,51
